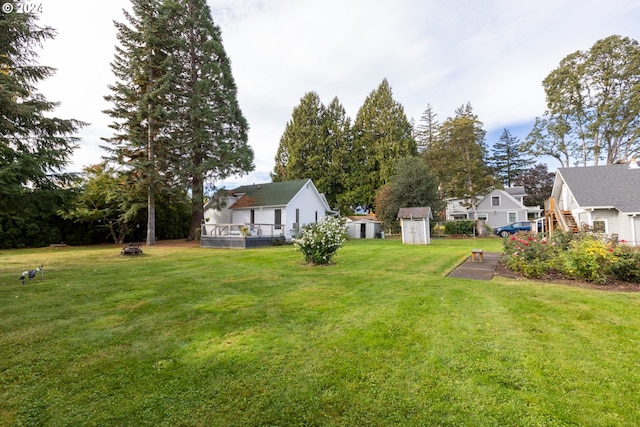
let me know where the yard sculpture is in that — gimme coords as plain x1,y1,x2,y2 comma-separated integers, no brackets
20,264,44,285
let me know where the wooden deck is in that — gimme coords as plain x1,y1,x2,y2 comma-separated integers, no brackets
200,223,286,249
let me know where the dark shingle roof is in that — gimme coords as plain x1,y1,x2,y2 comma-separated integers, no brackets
228,179,310,209
397,207,432,219
558,164,640,213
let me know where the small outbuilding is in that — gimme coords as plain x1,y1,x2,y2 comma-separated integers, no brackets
397,207,432,245
345,215,382,239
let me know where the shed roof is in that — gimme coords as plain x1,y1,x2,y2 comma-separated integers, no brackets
228,179,310,209
557,163,640,213
397,207,432,219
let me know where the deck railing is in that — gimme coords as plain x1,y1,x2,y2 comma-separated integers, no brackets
201,223,285,238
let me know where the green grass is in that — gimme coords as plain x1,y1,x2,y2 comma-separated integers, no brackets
1,238,640,426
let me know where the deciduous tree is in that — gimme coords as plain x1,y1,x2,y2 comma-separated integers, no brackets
530,35,640,166
513,163,555,208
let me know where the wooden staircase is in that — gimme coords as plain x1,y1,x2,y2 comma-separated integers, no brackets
545,198,580,233
561,210,580,233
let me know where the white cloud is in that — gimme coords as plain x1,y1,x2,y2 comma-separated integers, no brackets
32,0,640,185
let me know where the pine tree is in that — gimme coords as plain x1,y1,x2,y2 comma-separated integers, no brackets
415,104,440,153
489,129,534,187
348,79,417,210
165,0,253,240
273,92,326,183
103,0,174,246
0,2,85,214
320,97,351,210
424,103,493,220
272,93,353,211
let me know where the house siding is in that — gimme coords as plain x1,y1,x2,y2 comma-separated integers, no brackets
285,181,328,237
476,189,534,228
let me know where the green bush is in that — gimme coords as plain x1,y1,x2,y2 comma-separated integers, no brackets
557,236,610,283
607,245,640,283
293,216,347,265
503,232,556,278
444,220,476,235
502,231,640,284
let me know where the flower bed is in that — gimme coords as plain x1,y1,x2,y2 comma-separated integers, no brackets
502,231,640,284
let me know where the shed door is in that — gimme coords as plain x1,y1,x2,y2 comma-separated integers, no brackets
360,223,367,239
404,219,425,244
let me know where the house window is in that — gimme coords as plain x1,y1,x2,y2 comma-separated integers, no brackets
294,209,300,230
274,209,282,229
593,220,606,233
508,212,517,223
315,211,318,223
250,209,255,224
491,196,500,206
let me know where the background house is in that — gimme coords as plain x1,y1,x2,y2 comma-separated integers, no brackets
546,161,640,245
446,187,541,229
397,207,432,245
345,215,382,239
202,179,334,247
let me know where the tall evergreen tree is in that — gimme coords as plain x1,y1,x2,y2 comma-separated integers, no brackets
347,79,417,210
0,2,85,215
489,129,534,187
414,104,440,153
424,103,493,220
165,0,253,240
272,93,350,211
321,97,351,210
103,0,174,246
273,92,326,182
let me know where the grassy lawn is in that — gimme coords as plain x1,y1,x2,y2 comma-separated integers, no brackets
1,238,640,426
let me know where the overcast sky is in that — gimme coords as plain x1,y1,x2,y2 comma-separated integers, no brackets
34,0,640,188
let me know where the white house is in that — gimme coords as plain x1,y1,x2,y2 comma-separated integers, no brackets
397,207,432,245
446,187,541,229
202,179,335,248
345,215,382,239
546,161,640,245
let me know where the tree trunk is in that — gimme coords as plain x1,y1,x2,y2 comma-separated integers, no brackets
146,111,156,246
188,174,204,241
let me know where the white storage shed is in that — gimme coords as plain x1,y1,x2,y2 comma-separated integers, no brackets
397,207,432,245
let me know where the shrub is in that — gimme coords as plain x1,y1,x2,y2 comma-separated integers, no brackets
556,236,611,283
293,216,347,265
503,232,557,278
444,220,475,236
607,244,640,283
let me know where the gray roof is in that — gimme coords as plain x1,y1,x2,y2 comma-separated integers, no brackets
397,207,432,219
504,186,526,197
557,163,640,213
